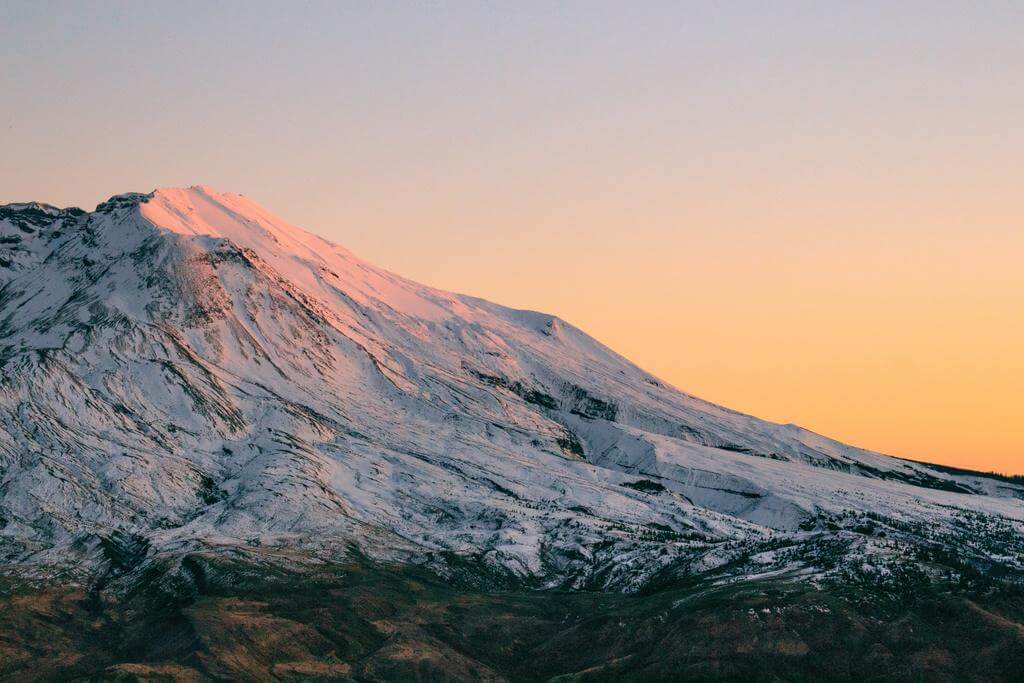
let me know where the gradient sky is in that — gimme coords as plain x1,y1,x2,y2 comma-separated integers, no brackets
2,2,1021,473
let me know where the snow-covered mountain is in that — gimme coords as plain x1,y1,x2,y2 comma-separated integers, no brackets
1,187,1021,591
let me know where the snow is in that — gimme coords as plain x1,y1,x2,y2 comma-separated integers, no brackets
0,186,1021,590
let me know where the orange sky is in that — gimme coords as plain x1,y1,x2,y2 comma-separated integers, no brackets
1,3,1021,473
333,171,1022,475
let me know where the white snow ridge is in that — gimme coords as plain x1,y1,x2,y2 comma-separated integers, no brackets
0,186,1021,591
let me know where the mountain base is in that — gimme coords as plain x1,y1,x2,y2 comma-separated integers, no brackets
2,555,1023,681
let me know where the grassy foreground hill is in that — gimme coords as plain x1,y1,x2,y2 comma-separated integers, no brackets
2,552,1023,682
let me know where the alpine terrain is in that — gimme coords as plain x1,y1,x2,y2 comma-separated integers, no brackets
1,187,1022,680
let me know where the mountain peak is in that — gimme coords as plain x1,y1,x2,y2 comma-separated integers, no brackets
138,185,365,288
0,201,66,215
93,185,242,217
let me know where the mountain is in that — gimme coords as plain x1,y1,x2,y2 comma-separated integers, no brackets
1,187,1023,678
1,186,1022,589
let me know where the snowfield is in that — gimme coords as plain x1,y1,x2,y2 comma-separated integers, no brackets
1,186,1021,591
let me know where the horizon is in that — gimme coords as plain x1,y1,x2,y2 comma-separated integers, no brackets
2,2,1021,475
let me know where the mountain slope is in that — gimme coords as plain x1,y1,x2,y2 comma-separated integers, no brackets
1,187,1021,592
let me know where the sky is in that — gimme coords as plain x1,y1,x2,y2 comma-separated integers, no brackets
1,1,1021,474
